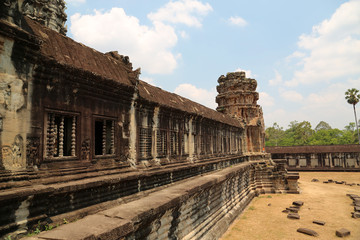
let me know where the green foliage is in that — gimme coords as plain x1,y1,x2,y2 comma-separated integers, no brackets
345,88,360,144
315,121,332,131
265,121,359,146
265,122,284,146
26,221,57,237
345,88,360,105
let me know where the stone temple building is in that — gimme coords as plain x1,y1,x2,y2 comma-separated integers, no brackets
0,1,298,239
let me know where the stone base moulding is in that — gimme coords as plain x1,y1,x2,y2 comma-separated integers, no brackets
20,160,295,240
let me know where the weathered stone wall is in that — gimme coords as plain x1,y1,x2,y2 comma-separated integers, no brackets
0,155,297,239
14,158,296,240
267,145,360,171
0,21,40,170
0,17,246,171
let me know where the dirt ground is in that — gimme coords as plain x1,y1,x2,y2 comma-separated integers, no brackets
220,172,360,240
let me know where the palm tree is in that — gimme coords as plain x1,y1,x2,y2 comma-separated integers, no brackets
345,88,360,144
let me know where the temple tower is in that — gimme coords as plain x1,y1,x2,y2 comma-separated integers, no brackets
2,0,67,35
216,71,265,153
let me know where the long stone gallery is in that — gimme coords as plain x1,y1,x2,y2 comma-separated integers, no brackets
0,1,357,240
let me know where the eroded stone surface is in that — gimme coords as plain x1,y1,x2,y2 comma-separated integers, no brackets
287,213,300,219
293,201,304,206
216,72,265,153
336,228,350,237
313,220,326,225
297,228,319,237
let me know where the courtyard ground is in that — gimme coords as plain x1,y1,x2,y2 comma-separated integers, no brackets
220,172,360,240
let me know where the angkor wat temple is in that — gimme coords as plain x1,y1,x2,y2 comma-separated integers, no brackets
0,1,298,239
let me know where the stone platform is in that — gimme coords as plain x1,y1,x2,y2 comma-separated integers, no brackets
1,155,298,239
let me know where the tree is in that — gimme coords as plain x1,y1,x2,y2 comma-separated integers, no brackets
345,88,360,144
265,122,284,146
281,121,314,146
315,121,331,132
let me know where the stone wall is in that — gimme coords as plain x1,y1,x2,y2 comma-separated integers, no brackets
267,145,360,171
0,155,298,239
0,17,245,171
13,158,297,240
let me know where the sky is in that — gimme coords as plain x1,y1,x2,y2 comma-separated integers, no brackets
64,0,360,130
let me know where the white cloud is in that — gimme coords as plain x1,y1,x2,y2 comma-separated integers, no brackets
235,68,254,78
269,70,283,86
70,1,212,75
279,89,303,102
141,77,159,87
67,0,86,5
286,0,360,87
179,30,189,39
265,79,359,129
174,83,217,109
258,92,274,107
299,80,357,128
285,51,306,63
147,0,213,27
228,16,247,27
70,8,178,74
263,109,289,128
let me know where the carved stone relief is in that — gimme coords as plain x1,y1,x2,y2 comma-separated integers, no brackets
1,134,24,168
81,138,90,161
26,137,40,166
0,75,26,112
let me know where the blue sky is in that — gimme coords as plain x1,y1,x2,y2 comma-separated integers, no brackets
65,0,360,130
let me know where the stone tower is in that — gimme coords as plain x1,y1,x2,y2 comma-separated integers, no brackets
2,0,67,35
216,71,265,153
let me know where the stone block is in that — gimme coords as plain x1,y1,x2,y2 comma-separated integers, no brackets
311,179,319,182
347,194,359,200
286,207,299,213
352,212,360,219
335,228,350,237
312,220,325,225
287,213,300,219
297,228,319,237
292,201,304,206
354,206,360,212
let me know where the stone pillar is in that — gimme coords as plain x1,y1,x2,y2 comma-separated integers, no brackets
286,173,300,194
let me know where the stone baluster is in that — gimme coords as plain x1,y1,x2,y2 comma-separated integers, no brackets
110,121,115,154
46,114,52,157
102,120,106,155
58,116,64,157
48,114,55,158
71,116,76,156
